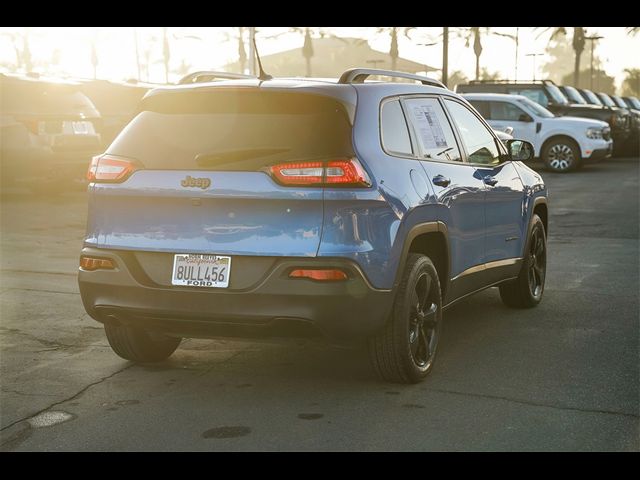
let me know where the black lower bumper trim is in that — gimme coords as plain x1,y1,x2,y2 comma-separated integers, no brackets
79,247,394,341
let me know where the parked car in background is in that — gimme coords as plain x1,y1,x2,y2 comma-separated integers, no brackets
559,85,590,105
457,80,631,152
622,96,640,111
463,93,612,172
0,73,102,190
77,79,152,148
576,88,635,155
611,94,640,154
78,68,547,384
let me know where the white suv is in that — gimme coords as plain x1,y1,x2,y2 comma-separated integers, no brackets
463,93,612,172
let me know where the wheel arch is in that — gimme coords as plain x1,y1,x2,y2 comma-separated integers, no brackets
532,197,548,237
395,222,451,300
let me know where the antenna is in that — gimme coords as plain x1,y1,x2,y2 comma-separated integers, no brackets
252,35,272,81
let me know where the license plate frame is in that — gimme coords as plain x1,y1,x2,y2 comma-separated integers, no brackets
171,254,231,288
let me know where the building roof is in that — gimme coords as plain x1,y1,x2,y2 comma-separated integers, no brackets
225,36,437,78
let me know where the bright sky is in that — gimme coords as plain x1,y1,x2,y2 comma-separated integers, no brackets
1,27,638,91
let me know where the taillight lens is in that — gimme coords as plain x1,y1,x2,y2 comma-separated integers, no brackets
87,155,138,183
18,118,40,135
269,158,370,187
289,269,348,281
80,256,116,271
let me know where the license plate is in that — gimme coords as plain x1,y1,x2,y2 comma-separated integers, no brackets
71,121,91,135
171,254,231,288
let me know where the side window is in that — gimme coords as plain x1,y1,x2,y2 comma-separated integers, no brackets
444,99,501,166
403,97,462,162
380,99,413,156
489,101,529,121
468,100,491,119
508,88,548,107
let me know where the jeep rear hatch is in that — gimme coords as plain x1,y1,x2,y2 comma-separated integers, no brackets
85,88,355,258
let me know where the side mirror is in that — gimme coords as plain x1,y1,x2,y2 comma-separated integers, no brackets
518,113,533,122
506,139,534,161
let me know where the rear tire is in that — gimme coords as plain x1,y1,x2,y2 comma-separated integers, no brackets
542,138,580,173
499,214,547,308
104,323,181,362
368,253,443,384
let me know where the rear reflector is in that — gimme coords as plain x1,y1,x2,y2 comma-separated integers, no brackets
289,269,348,281
80,256,116,271
269,158,370,187
87,155,138,183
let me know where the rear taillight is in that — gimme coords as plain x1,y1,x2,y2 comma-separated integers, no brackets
87,155,138,183
269,158,371,187
80,256,116,271
18,118,40,135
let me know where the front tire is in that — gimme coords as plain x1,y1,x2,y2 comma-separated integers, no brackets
104,323,181,362
542,138,581,173
368,253,443,384
499,214,547,308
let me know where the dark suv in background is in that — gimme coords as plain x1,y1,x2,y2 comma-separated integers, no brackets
456,80,631,154
576,88,637,154
0,73,102,190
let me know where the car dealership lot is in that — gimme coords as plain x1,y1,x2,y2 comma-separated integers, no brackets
1,158,638,451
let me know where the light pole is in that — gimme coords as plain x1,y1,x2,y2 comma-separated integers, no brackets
585,35,604,90
514,27,519,80
248,27,256,76
442,27,448,87
525,53,544,81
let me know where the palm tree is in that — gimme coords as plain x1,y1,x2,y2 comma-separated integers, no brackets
162,27,170,83
456,27,494,81
377,27,415,72
266,28,331,77
0,28,33,72
538,27,585,87
302,28,314,77
238,27,247,74
289,27,319,77
222,28,248,74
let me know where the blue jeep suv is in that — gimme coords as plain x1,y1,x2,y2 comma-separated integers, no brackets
78,68,548,384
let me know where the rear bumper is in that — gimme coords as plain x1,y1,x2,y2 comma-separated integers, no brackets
78,247,394,341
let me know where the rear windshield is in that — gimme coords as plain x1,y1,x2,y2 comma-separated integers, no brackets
108,89,354,170
0,79,99,117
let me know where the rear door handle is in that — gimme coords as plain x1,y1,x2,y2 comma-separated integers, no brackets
483,175,498,186
432,175,451,187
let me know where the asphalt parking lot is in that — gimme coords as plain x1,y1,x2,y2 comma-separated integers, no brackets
0,157,638,451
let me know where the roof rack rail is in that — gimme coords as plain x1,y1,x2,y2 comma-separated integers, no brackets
468,79,556,85
338,68,445,89
178,71,256,85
